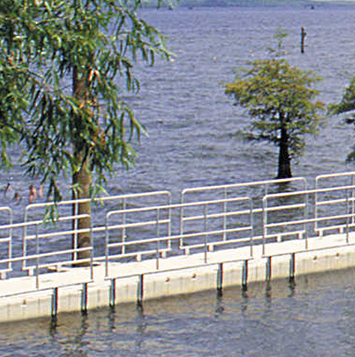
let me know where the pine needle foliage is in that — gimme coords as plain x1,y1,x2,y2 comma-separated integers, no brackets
0,0,176,201
223,31,324,178
329,77,355,162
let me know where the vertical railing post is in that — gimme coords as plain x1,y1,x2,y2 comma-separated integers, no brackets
89,217,94,280
156,208,160,270
351,175,355,226
23,208,29,271
249,199,254,258
315,177,319,233
8,209,13,272
105,214,110,277
222,188,227,241
204,204,208,263
346,189,350,244
73,200,79,261
304,191,309,240
179,193,185,248
35,223,40,289
121,199,126,254
167,195,172,250
262,197,267,256
304,191,309,250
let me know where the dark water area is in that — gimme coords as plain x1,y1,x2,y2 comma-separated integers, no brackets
2,268,355,357
2,6,355,356
2,5,355,208
108,5,355,203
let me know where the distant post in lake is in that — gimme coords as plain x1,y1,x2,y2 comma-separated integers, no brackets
300,27,306,54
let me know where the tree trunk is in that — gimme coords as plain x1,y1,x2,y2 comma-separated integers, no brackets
277,127,292,179
72,66,92,266
72,151,92,266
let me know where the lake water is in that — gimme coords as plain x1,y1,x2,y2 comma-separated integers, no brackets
2,4,355,356
113,3,355,202
2,269,355,357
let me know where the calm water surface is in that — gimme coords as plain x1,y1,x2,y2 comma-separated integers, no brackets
2,5,355,356
2,269,355,357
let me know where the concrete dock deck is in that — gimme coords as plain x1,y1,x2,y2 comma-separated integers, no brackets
1,231,355,323
2,172,355,323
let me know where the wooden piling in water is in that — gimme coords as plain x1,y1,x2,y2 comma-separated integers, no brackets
301,27,306,54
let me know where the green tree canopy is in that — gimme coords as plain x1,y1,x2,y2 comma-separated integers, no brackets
224,33,324,178
0,0,176,264
329,77,355,161
5,0,173,199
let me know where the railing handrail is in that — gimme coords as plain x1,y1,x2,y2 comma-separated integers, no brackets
0,172,355,292
181,176,307,196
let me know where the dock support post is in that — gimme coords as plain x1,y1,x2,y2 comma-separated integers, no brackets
266,257,272,282
137,274,144,307
81,283,88,314
109,279,116,307
242,260,248,290
289,253,296,282
217,263,223,294
51,287,58,318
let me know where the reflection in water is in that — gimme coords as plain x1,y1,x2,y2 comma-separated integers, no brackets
47,313,90,357
134,305,148,355
215,291,225,315
241,288,249,315
265,282,272,303
1,270,355,356
288,278,296,298
1,5,355,356
107,306,116,333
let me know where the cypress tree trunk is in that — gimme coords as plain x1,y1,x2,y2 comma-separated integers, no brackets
72,66,92,266
277,126,292,179
72,151,92,265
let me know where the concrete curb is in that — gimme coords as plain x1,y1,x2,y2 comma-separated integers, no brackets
1,232,355,323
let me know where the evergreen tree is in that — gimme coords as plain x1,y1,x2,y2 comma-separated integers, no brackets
329,78,355,161
224,31,324,178
0,0,175,264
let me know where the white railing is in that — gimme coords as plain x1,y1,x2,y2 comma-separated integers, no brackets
1,174,355,290
0,207,12,278
262,185,355,255
315,171,355,233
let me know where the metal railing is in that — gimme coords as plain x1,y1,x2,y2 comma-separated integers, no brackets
178,196,253,253
262,185,355,255
0,207,13,278
104,203,172,273
1,174,355,292
315,171,355,233
180,177,307,239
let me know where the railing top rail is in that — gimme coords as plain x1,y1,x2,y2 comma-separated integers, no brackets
3,213,91,231
24,190,171,211
0,207,12,214
316,171,355,183
263,184,355,201
181,177,307,196
94,190,171,202
106,196,252,219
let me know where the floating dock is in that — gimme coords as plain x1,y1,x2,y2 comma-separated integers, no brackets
1,172,355,322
